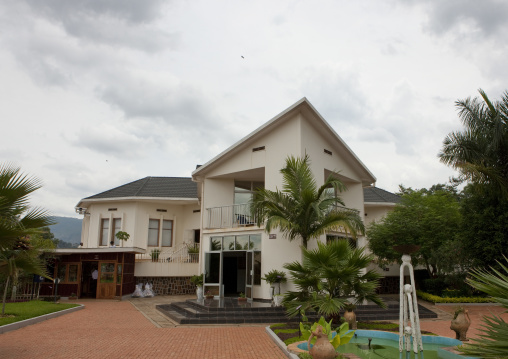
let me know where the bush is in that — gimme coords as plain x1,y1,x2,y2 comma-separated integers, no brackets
423,277,447,295
417,290,494,303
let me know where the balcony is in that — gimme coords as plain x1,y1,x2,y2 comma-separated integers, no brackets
206,203,257,229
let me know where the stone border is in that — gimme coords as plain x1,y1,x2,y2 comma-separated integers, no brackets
265,326,299,359
0,304,84,334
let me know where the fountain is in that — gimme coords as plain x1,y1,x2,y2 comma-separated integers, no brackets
394,245,424,359
286,244,479,358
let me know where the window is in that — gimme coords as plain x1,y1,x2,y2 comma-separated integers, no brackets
148,219,159,246
326,234,356,248
234,181,264,205
147,219,173,247
100,219,110,246
161,220,173,247
112,218,122,246
100,218,122,246
56,263,80,283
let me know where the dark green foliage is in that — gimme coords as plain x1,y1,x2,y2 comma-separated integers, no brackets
251,155,364,249
423,277,447,295
367,187,463,278
459,183,508,270
283,240,385,317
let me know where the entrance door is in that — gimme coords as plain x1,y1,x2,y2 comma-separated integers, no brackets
245,251,253,301
97,262,116,299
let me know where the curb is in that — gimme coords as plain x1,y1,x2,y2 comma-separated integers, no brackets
265,326,299,359
0,304,84,334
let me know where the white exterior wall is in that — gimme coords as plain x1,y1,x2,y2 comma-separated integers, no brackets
197,110,374,299
81,200,200,250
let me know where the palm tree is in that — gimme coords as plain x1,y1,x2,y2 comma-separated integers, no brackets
251,155,365,249
1,248,50,315
0,163,54,248
282,240,385,317
439,89,508,196
459,257,508,358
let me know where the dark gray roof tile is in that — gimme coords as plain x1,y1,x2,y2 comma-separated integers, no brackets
84,177,197,200
363,187,401,204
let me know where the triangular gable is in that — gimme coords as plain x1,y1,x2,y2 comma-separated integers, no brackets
192,98,376,185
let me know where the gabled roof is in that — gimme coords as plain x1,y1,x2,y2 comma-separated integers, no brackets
192,97,376,185
82,177,197,200
363,186,401,204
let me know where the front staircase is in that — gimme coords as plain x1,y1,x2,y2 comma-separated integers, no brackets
156,297,437,325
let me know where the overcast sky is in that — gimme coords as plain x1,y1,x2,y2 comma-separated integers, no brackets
1,0,507,218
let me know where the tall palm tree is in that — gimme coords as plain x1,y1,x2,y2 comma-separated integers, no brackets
0,163,54,248
283,240,385,317
439,89,508,196
251,155,365,249
459,257,508,358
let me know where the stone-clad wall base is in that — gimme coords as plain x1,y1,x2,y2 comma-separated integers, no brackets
135,276,195,296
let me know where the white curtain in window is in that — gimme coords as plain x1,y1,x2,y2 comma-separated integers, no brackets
161,220,172,246
101,219,110,246
148,219,159,246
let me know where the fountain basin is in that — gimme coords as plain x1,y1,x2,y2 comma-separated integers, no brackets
293,330,478,359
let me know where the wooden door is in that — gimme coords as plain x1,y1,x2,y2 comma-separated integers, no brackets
97,262,116,299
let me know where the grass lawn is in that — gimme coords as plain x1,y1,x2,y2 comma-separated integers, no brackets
0,300,79,326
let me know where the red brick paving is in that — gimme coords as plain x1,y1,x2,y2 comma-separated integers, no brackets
0,301,286,359
419,304,508,340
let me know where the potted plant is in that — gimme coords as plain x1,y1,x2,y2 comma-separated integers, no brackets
115,231,130,244
190,274,204,300
186,243,199,263
262,269,287,298
205,290,214,300
150,249,161,262
69,293,78,300
238,292,247,302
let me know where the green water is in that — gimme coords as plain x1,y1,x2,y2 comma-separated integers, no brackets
337,337,442,359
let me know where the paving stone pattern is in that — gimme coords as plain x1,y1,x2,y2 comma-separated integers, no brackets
0,299,286,359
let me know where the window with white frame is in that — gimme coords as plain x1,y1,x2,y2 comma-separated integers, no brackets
100,219,110,246
100,218,122,246
161,220,173,247
148,219,159,246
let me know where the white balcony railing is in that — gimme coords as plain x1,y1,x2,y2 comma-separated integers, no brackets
206,203,257,229
205,203,358,230
135,242,199,263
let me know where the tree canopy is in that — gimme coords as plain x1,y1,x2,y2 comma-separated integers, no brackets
439,89,508,197
367,186,462,278
251,155,364,249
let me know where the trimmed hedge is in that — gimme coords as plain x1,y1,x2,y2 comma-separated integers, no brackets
416,290,494,304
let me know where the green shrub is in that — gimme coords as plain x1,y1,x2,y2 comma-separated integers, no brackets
417,290,494,303
423,277,447,295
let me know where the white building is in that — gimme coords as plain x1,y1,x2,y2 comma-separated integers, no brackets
58,98,399,300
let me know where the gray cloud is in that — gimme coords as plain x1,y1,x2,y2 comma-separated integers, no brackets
24,0,167,24
72,124,148,158
398,0,508,38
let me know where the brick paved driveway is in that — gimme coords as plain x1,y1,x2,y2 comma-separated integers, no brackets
0,300,286,359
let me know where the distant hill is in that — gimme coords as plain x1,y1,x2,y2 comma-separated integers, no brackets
49,216,82,246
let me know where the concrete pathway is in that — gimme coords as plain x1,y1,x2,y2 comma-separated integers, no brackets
0,297,286,359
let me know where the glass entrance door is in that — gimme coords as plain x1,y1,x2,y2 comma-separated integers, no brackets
204,252,222,297
245,251,253,301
